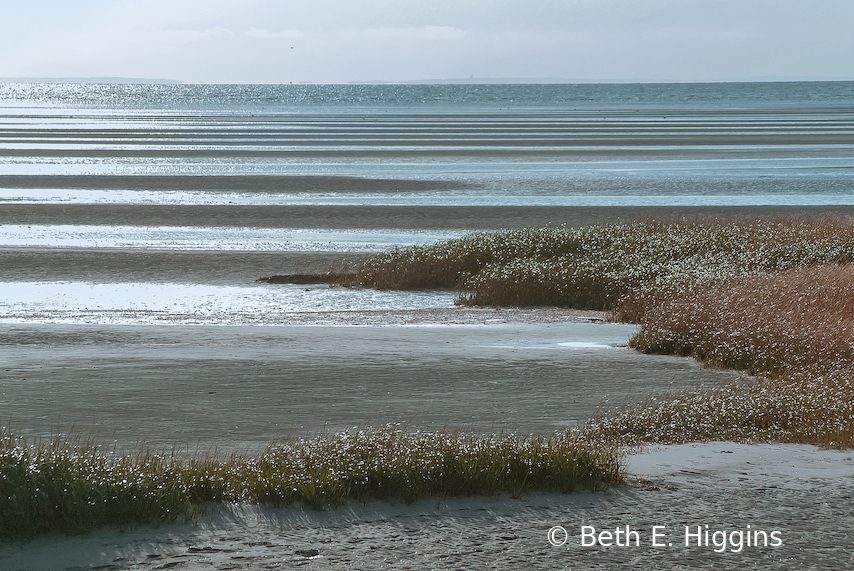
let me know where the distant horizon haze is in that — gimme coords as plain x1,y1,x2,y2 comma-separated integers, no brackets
1,1,852,84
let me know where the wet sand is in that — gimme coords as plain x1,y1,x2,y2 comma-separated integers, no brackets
3,443,852,570
6,204,854,230
0,316,744,452
0,249,362,285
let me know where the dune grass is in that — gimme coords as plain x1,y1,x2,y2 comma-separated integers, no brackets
0,427,620,539
350,219,854,312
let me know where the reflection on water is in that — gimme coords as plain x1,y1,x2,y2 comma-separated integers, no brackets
0,225,462,251
0,282,456,325
2,82,853,323
3,189,853,206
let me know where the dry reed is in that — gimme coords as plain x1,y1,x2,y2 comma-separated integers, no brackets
630,264,854,375
590,264,854,448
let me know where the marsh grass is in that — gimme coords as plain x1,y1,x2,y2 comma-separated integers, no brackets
630,264,854,376
589,264,854,447
12,219,854,539
587,370,854,448
0,427,621,539
0,431,193,538
351,219,854,312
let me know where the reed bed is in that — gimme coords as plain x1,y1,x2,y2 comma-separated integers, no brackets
630,264,854,375
0,427,621,539
351,219,854,312
588,264,854,447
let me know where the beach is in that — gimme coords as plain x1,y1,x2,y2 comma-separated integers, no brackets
2,82,854,568
3,442,853,570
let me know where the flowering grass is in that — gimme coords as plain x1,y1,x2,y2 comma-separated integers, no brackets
0,427,620,539
0,432,194,539
350,219,854,312
587,369,854,448
588,264,854,448
629,264,854,376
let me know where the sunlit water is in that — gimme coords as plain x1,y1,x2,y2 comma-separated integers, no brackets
2,82,853,323
0,225,461,251
0,282,455,324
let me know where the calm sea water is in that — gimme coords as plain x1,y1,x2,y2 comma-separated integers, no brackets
3,81,854,110
1,82,853,322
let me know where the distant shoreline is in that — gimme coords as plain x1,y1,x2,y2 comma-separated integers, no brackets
2,78,852,86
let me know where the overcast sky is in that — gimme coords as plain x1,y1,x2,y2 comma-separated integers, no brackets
2,0,853,83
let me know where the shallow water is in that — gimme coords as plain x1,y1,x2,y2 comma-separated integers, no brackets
2,83,854,320
2,81,853,570
0,224,460,251
1,282,455,324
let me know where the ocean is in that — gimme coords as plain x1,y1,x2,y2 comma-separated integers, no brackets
2,81,853,323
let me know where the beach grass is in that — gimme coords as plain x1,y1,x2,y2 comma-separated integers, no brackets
588,263,854,448
0,427,620,539
350,219,854,313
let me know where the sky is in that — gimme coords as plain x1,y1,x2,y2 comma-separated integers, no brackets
1,0,853,84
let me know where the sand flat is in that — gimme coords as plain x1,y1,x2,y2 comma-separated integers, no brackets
5,204,854,229
0,316,745,452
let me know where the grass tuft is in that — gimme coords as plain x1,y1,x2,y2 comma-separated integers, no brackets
0,432,194,538
0,427,621,539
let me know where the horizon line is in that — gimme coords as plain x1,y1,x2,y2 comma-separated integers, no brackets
2,76,853,85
